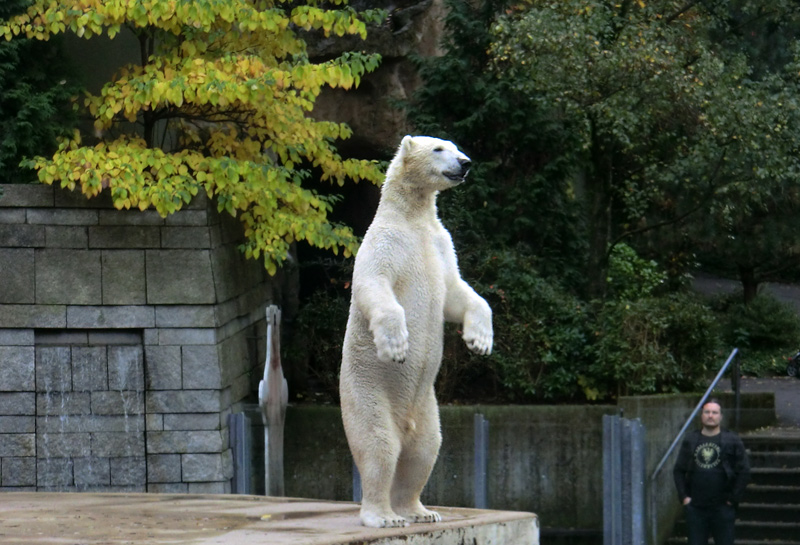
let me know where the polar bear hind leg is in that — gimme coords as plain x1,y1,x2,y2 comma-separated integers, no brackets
390,392,442,523
343,398,409,528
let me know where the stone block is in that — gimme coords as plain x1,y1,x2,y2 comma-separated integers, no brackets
146,430,223,454
161,226,211,248
44,226,89,248
89,225,160,249
66,305,155,329
155,306,217,328
144,346,182,390
188,482,228,494
110,457,146,486
88,331,142,345
98,209,165,226
38,433,92,458
0,224,44,247
145,250,216,305
0,393,35,415
35,249,102,305
147,454,181,482
107,345,145,391
101,250,146,304
146,414,164,431
37,458,73,487
91,391,144,416
37,414,143,434
36,393,91,416
0,434,34,456
72,346,108,391
74,457,111,487
182,346,221,389
148,482,188,493
0,209,26,223
91,432,145,457
158,328,216,346
0,184,53,207
0,305,66,328
0,416,35,433
146,390,220,414
27,209,98,225
0,329,33,345
182,453,226,482
1,457,35,486
166,210,208,226
163,413,220,431
0,346,34,391
35,346,71,392
53,187,112,208
0,249,34,303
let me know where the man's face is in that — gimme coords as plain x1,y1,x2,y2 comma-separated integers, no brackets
701,402,723,430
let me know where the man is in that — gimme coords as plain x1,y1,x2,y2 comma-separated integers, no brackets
673,398,750,545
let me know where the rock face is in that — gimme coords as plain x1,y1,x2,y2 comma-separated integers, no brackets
309,0,447,156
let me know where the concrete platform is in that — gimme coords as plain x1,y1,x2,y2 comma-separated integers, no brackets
0,493,540,545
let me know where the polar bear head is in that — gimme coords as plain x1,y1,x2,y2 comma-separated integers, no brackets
385,135,472,192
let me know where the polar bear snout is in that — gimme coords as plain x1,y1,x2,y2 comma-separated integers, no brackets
443,157,471,183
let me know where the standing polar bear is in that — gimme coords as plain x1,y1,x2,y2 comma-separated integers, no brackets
340,135,493,528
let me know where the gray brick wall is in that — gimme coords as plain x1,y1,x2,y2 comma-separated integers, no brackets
0,184,271,493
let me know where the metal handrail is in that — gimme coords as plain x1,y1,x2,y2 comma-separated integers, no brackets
647,347,739,545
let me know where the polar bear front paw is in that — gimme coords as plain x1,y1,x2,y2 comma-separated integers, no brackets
463,318,493,356
372,313,409,363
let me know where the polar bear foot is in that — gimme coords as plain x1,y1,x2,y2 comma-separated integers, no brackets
396,503,442,524
360,509,409,528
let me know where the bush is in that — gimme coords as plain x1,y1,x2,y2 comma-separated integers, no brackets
437,248,592,403
716,293,800,376
588,293,722,397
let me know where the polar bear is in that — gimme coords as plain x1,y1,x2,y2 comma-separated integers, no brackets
340,135,493,528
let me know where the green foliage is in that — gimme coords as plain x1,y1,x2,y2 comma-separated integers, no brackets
284,283,351,404
0,0,386,273
715,293,800,375
0,0,79,183
607,243,667,300
407,0,587,289
588,294,722,398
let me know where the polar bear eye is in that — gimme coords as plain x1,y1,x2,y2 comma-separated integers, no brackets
433,147,444,152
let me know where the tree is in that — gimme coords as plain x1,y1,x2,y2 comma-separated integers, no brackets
0,0,385,273
486,2,794,301
0,0,78,183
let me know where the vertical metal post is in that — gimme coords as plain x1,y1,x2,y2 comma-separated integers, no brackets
624,418,646,545
228,412,252,494
474,413,489,509
734,353,741,431
604,414,622,545
352,459,362,502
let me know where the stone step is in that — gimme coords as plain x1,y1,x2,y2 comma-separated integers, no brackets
750,467,800,487
673,520,800,542
744,436,800,452
743,484,800,504
738,502,800,523
749,451,800,468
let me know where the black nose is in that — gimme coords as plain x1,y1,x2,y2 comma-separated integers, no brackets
459,158,471,168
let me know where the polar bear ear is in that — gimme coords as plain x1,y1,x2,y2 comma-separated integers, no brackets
399,135,415,155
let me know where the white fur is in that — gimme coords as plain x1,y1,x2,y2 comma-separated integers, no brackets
340,135,493,528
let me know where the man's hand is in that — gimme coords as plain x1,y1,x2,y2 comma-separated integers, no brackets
683,497,692,506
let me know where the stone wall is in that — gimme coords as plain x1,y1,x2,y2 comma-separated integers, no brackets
0,183,271,492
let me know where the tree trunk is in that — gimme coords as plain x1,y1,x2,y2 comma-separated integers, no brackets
585,118,613,300
739,265,759,304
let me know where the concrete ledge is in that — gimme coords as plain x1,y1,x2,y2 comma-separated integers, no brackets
0,493,540,545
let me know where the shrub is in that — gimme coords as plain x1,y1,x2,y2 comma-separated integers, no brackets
717,293,800,376
588,293,722,397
